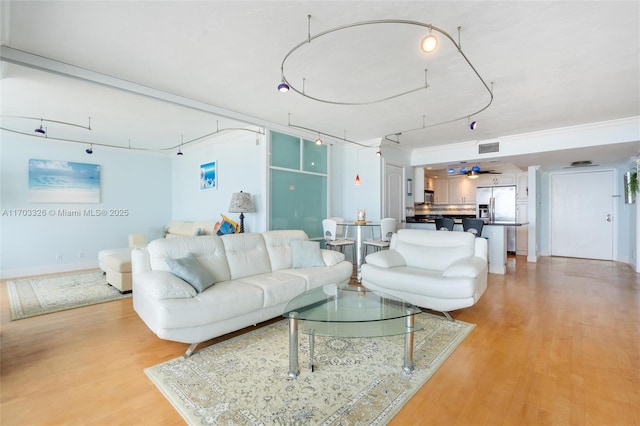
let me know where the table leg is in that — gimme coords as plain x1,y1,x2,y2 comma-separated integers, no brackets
288,313,299,378
356,226,363,281
309,329,315,372
403,313,415,373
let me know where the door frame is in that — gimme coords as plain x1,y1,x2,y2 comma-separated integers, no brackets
547,168,618,260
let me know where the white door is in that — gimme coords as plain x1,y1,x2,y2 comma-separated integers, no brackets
550,170,614,260
384,162,403,223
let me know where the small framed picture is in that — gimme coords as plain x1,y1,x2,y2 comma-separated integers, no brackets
200,161,217,190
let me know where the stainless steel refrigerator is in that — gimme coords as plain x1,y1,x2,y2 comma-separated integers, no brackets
476,185,517,252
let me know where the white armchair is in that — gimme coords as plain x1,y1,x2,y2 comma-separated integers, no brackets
360,229,488,320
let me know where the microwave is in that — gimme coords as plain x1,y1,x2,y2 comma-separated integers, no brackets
424,190,434,204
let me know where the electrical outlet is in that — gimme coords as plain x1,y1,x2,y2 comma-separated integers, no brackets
56,253,63,261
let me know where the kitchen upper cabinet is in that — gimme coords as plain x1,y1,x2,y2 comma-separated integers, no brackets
516,173,528,201
448,177,476,204
425,176,434,191
434,178,449,204
477,173,516,186
516,203,528,255
413,167,425,203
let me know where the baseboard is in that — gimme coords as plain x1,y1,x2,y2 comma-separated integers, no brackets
0,261,99,280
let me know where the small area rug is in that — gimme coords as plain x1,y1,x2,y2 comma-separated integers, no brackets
145,313,474,425
7,269,131,320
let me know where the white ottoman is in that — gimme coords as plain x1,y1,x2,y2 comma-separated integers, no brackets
98,248,132,293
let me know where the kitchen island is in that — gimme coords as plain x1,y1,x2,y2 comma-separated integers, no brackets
405,219,528,274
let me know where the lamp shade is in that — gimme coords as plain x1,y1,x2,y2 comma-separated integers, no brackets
229,191,254,213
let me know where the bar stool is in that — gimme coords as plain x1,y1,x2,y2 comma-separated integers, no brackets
435,217,454,231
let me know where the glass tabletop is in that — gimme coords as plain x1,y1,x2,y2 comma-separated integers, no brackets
283,284,423,338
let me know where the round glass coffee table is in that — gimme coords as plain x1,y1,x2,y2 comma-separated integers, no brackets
283,284,423,378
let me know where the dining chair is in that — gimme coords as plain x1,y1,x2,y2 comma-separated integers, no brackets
435,217,455,231
322,218,356,263
362,218,396,256
329,216,352,240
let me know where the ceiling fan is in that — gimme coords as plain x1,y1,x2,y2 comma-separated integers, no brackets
447,165,501,177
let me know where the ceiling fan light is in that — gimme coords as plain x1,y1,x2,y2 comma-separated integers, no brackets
420,34,438,53
278,81,290,92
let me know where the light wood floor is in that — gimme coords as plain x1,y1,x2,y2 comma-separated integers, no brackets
1,256,639,425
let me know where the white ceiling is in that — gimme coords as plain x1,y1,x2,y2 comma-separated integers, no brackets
1,1,639,168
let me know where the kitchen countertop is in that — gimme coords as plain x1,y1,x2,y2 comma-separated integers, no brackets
406,217,528,226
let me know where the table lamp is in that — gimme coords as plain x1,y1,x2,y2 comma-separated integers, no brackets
228,191,254,233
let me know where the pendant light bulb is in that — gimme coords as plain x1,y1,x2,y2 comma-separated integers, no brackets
278,80,290,93
35,119,46,135
420,30,438,54
355,174,361,185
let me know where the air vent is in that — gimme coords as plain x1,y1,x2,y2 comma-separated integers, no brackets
570,161,593,167
479,142,499,154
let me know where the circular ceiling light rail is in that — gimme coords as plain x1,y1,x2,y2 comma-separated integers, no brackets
280,16,494,144
279,18,455,105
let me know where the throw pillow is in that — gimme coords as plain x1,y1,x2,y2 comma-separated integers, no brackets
290,240,325,268
165,253,215,293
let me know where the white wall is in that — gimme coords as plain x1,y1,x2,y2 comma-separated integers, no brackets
0,133,171,278
332,144,382,221
171,130,267,233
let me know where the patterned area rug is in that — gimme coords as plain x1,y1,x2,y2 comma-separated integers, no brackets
7,270,131,320
145,313,474,425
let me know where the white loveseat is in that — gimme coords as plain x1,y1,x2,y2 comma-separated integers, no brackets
132,230,353,355
360,229,488,319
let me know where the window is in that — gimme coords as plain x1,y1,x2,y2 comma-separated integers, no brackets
269,130,328,239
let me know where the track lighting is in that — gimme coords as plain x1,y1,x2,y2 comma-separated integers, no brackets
420,26,438,53
459,167,467,174
376,150,382,157
177,149,183,156
35,125,46,135
447,168,455,174
420,34,438,53
315,134,322,145
472,165,480,172
355,174,361,185
470,121,477,130
85,144,93,154
278,80,290,92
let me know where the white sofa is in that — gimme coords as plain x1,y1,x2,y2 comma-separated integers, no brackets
360,229,488,320
132,230,353,355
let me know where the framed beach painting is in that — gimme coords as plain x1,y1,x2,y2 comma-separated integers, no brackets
28,159,101,203
200,161,217,190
